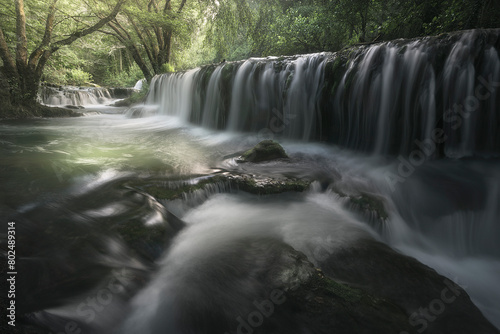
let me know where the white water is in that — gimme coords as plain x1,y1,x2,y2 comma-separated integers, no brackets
134,79,145,90
121,190,375,334
145,30,500,158
3,113,499,331
136,31,500,327
38,86,116,107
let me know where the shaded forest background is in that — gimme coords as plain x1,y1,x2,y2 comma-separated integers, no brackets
1,0,499,112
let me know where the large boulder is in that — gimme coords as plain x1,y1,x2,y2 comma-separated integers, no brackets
118,237,415,334
318,238,499,334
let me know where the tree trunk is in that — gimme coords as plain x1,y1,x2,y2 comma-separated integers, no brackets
1,0,125,111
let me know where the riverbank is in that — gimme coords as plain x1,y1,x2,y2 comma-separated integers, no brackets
0,102,81,120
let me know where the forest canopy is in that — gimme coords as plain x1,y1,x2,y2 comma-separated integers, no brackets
0,0,499,108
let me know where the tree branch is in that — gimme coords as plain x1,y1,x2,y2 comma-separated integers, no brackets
127,14,155,66
163,0,171,14
0,27,18,77
29,0,58,68
50,0,126,52
15,0,28,67
177,0,187,13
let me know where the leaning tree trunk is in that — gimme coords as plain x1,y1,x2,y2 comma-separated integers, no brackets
0,0,125,110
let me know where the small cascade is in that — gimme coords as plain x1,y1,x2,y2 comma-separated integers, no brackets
38,85,134,106
147,29,500,158
134,79,145,90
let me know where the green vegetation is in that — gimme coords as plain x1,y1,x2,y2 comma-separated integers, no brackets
113,81,150,106
1,0,498,117
141,172,310,200
349,193,389,220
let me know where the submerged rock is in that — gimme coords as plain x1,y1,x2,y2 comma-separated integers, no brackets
238,140,289,163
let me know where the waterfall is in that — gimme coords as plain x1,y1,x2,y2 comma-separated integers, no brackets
146,29,500,158
38,85,134,106
134,79,145,90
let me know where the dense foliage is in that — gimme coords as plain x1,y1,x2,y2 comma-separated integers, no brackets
1,0,499,111
0,0,125,108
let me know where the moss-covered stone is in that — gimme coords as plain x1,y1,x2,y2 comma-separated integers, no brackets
229,174,310,195
320,238,500,334
286,269,415,334
239,140,289,163
348,192,389,220
112,92,147,107
142,173,310,200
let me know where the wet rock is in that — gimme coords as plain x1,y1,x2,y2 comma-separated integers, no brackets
142,173,310,200
319,238,500,334
347,192,388,220
226,173,310,195
64,104,84,109
238,140,289,163
129,237,414,334
109,87,135,99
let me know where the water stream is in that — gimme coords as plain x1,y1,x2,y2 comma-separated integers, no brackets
1,29,500,333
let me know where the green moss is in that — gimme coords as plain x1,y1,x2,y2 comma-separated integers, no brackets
274,61,285,73
324,56,347,96
285,72,295,91
317,273,364,303
233,176,310,195
221,63,235,83
140,172,310,201
287,270,414,333
349,193,388,220
113,83,150,107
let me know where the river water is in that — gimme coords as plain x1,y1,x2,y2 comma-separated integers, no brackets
3,30,500,331
1,104,499,332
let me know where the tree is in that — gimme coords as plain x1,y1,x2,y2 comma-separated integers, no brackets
100,0,198,82
101,0,252,82
250,0,354,56
205,0,253,61
0,0,126,107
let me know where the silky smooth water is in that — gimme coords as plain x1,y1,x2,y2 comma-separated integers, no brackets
1,112,499,332
3,29,500,333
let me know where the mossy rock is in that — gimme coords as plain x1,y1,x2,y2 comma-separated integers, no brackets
286,269,415,334
349,192,389,220
229,174,310,195
320,238,500,334
239,140,289,163
148,237,414,334
143,173,310,200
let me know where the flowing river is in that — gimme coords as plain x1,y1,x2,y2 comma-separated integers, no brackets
1,29,500,334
